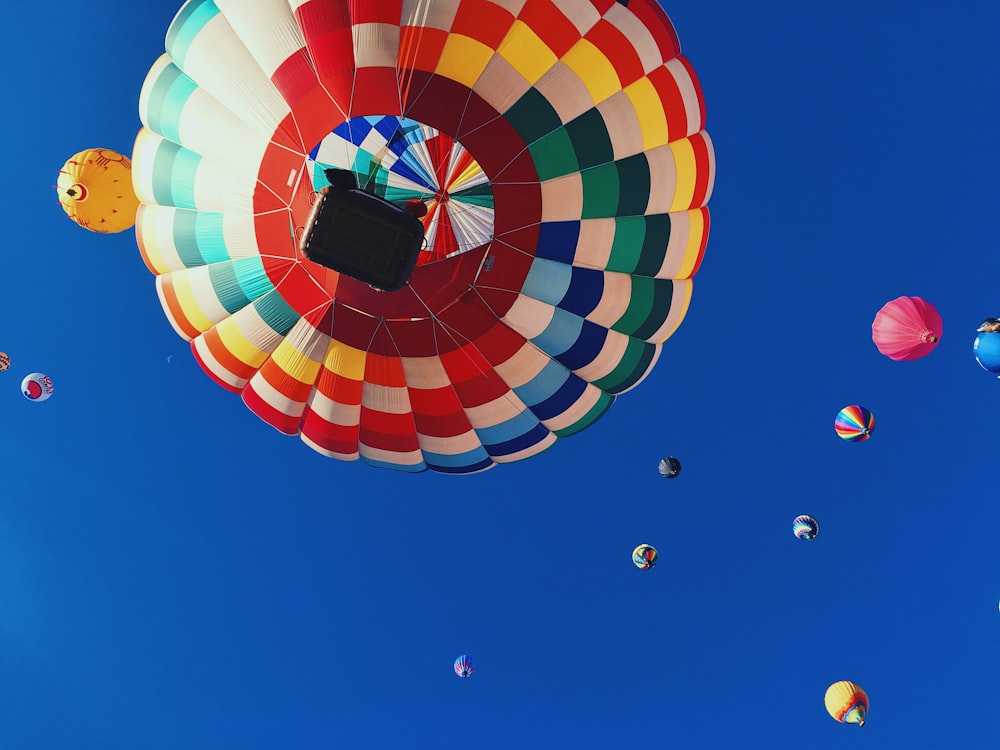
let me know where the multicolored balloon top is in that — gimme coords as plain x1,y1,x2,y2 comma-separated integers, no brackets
792,515,819,540
454,655,475,678
871,296,941,361
132,0,715,474
824,680,868,726
632,544,658,570
835,405,875,442
21,373,53,402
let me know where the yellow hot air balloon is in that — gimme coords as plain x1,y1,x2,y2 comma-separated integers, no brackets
825,680,868,726
56,148,139,233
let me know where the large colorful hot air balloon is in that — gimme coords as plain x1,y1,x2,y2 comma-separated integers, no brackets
56,149,140,233
792,515,819,540
0,352,9,372
21,373,53,402
824,680,868,726
132,0,715,474
835,405,875,442
632,544,657,569
871,296,941,361
454,655,475,678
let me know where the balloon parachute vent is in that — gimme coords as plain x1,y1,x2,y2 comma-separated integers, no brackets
300,187,425,292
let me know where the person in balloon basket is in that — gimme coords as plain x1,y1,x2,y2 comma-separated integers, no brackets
978,318,1000,333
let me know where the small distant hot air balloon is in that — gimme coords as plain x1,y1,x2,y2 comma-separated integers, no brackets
792,515,819,540
454,655,475,678
825,680,868,726
974,322,1000,376
658,457,681,478
0,352,9,372
632,544,658,570
21,373,53,402
56,148,139,233
835,405,875,442
871,296,942,360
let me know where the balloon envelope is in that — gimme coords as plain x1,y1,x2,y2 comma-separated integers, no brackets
454,655,475,678
132,0,715,474
825,680,868,726
974,332,1000,374
835,405,875,442
56,149,139,233
871,296,941,360
632,544,658,570
658,456,681,478
21,373,53,402
792,515,819,540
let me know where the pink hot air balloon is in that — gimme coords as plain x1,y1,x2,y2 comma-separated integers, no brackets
871,296,942,360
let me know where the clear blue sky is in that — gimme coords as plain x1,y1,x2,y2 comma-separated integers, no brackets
2,1,999,747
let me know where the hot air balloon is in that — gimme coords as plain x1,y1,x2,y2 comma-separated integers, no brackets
824,680,868,726
974,328,1000,376
131,0,715,474
632,544,657,570
21,373,53,402
871,296,941,360
835,405,875,442
792,515,819,540
0,352,9,372
56,149,139,233
658,456,681,478
454,655,475,678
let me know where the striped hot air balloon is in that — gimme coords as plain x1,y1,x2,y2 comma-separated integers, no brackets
632,544,657,569
792,515,819,540
824,680,868,726
131,0,715,474
454,655,475,678
658,456,681,478
835,405,875,443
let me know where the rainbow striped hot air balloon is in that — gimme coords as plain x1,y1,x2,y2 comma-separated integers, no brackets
825,680,868,726
835,405,875,442
792,515,819,540
454,655,475,678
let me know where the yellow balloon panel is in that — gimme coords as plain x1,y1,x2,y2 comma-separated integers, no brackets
57,148,139,234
